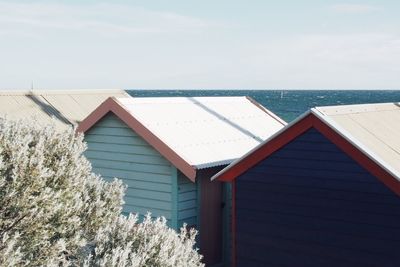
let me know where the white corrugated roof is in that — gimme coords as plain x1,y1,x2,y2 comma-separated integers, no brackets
0,89,128,130
116,96,286,169
313,102,400,180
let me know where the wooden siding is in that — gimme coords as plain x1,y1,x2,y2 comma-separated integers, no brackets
223,182,232,266
177,171,197,227
85,113,174,221
236,128,400,267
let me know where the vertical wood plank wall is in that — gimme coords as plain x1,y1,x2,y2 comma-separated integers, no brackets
235,128,400,267
84,113,175,223
200,177,223,265
223,183,232,266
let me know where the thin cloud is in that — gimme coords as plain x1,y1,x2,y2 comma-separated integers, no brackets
330,4,382,14
234,33,400,89
0,2,215,36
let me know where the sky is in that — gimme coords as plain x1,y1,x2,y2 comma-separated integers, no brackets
0,0,399,90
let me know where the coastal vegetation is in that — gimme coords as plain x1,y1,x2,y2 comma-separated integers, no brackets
0,117,203,267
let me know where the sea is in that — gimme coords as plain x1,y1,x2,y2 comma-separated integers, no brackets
127,90,400,122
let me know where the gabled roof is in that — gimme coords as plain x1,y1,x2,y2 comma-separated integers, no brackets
77,96,286,181
213,102,400,195
0,89,129,130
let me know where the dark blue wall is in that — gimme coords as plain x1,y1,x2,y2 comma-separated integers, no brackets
236,128,400,267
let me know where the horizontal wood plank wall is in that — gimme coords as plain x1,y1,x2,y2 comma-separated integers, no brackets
177,171,197,227
236,128,400,267
84,113,174,222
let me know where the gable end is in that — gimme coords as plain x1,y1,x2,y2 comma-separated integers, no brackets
77,97,197,181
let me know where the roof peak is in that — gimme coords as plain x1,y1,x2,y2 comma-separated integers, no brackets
78,96,286,180
214,102,400,194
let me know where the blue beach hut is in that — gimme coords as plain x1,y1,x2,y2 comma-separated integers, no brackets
77,96,285,266
213,102,400,267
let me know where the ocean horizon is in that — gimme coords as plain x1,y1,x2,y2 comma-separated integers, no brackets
128,89,400,122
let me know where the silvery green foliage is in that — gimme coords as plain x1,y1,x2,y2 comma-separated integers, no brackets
0,118,125,266
83,213,204,267
0,117,204,267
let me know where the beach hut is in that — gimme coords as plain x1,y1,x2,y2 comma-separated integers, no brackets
77,96,285,266
0,89,128,130
213,102,400,267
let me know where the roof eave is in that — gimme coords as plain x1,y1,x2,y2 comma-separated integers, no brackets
311,108,400,183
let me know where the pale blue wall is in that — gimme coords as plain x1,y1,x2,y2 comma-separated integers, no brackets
83,113,230,265
177,171,198,228
84,113,176,223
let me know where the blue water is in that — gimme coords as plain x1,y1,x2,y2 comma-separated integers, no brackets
127,90,400,122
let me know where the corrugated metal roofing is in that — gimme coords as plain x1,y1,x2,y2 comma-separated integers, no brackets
313,102,400,180
0,89,128,130
116,96,286,169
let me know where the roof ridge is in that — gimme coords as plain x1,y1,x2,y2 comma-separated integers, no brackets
0,89,126,96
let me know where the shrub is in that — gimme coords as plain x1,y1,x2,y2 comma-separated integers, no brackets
0,117,125,266
83,214,203,267
0,118,203,267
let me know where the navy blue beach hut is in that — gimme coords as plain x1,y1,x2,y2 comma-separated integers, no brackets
78,96,285,266
213,103,400,267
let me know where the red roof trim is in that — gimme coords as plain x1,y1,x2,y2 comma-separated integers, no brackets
217,114,313,182
77,97,197,181
312,116,400,196
217,112,400,195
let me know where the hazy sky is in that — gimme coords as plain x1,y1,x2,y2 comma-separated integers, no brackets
1,0,399,89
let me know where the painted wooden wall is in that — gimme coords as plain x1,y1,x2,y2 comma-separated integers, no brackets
178,171,198,228
84,113,176,224
235,128,400,267
223,183,232,266
84,113,231,266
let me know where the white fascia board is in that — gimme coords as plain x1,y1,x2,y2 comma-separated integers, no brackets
311,108,400,181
